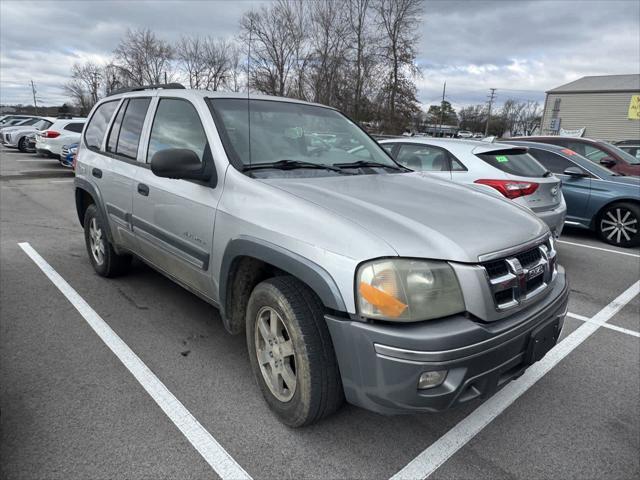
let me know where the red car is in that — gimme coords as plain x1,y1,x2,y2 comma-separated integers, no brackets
515,136,640,177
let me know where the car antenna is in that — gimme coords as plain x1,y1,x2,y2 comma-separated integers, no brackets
247,17,253,168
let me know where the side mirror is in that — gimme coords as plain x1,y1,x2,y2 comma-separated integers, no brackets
599,157,616,168
563,166,589,177
151,148,211,181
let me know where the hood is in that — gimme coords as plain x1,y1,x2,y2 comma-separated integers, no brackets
263,172,547,263
1,125,36,134
602,174,640,188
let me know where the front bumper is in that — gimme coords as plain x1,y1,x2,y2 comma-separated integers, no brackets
325,269,568,415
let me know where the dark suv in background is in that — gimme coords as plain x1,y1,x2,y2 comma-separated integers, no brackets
517,136,640,177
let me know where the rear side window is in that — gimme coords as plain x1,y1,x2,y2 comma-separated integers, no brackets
147,99,208,163
528,148,574,174
114,98,151,159
85,101,118,149
396,144,451,171
476,149,548,177
64,123,85,133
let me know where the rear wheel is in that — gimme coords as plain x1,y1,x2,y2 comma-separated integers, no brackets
83,204,131,276
597,202,640,248
17,137,27,152
246,276,344,427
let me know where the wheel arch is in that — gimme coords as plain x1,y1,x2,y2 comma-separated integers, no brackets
219,236,347,335
74,177,114,243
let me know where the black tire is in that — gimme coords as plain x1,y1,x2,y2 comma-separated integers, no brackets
83,204,131,277
246,276,344,427
597,202,640,248
17,137,27,153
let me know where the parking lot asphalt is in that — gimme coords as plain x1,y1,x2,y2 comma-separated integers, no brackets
1,145,639,480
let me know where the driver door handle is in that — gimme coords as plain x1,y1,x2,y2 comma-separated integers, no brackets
137,183,149,196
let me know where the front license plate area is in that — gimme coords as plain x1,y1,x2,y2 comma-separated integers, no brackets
526,318,561,364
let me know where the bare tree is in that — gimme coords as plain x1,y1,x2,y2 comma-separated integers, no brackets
176,36,208,89
203,37,232,91
63,62,103,114
113,28,175,86
345,0,375,121
225,42,244,92
240,0,302,96
374,0,423,132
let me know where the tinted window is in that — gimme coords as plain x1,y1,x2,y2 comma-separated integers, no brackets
476,149,548,177
528,148,574,174
115,98,150,159
396,144,451,171
85,101,118,149
148,99,208,163
64,122,85,133
107,101,127,153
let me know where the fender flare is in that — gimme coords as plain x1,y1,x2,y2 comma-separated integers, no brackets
219,236,347,318
74,177,114,243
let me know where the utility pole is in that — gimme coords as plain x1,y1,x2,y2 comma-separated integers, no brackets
438,81,446,137
484,88,497,136
30,80,39,115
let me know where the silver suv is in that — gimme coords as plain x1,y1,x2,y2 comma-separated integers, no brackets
75,85,569,427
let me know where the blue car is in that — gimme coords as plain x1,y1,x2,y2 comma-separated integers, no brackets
505,140,640,248
60,143,78,168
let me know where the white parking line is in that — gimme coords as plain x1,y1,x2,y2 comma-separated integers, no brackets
390,280,640,480
567,312,640,338
16,158,58,162
49,179,74,183
558,239,640,258
18,242,252,480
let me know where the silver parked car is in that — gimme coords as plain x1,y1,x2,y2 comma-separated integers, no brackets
74,85,568,426
1,117,54,151
379,138,567,236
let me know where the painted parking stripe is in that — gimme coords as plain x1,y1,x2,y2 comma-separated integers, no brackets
390,280,640,480
567,312,640,338
18,242,252,480
558,239,640,258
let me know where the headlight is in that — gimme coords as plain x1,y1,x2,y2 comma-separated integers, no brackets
356,258,465,322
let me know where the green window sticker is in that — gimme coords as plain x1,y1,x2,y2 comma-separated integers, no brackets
495,155,509,163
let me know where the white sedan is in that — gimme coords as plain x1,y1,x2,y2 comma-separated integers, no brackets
379,137,567,237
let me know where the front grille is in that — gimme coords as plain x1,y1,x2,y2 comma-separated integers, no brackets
481,238,556,310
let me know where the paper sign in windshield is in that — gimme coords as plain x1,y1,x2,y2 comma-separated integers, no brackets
495,155,509,163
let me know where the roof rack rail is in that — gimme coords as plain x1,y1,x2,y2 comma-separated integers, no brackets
107,83,185,97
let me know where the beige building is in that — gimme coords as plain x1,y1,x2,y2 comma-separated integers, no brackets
540,74,640,142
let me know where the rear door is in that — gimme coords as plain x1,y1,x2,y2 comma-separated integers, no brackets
132,97,221,298
98,97,152,252
528,147,591,222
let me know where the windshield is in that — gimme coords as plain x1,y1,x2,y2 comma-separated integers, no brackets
208,98,399,175
475,148,549,177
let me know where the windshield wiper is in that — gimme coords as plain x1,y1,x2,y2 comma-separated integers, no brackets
243,159,349,174
543,170,553,177
333,160,406,171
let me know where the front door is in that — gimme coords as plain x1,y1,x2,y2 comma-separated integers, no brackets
132,97,221,299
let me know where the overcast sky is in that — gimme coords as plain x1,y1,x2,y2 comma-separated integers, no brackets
1,0,638,110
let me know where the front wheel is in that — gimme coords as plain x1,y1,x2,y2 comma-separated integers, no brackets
246,276,344,427
18,137,27,152
597,202,640,248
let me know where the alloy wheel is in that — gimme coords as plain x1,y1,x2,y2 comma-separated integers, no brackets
600,207,638,244
89,217,106,265
254,306,297,402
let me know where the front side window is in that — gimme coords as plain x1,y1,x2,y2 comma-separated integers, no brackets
147,99,208,163
208,98,400,175
396,144,451,171
476,149,548,177
85,101,119,150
